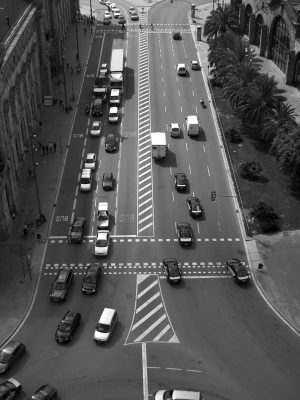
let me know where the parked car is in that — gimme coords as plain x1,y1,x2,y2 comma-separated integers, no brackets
95,231,110,256
105,133,117,152
55,310,81,343
163,258,181,283
173,31,182,40
225,259,249,284
154,390,202,400
186,197,203,217
84,153,96,170
26,384,57,400
176,222,193,246
0,341,26,374
102,172,113,190
174,173,188,191
0,378,22,400
49,268,73,301
69,217,85,243
99,63,109,75
82,263,101,294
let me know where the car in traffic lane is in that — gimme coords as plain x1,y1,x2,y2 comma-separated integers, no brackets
102,172,113,190
94,231,110,256
55,310,81,343
27,384,57,400
176,222,193,246
186,197,203,217
69,217,85,243
163,258,181,283
174,173,188,191
84,153,96,170
82,263,101,294
49,268,73,301
105,134,117,152
90,121,101,137
225,259,249,284
154,390,202,400
0,378,22,400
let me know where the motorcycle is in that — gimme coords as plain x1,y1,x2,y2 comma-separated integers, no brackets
200,99,206,109
85,105,90,115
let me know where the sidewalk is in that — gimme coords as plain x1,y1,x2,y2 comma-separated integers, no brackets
0,0,299,349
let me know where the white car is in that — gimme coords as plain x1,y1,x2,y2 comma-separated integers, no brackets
169,122,181,137
100,63,109,75
109,107,119,123
84,153,96,170
95,230,110,256
104,11,112,19
113,8,121,18
177,63,187,76
130,12,139,21
155,390,202,400
110,3,117,10
90,121,101,136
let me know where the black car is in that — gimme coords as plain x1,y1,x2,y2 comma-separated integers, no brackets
174,173,188,191
173,31,182,40
186,197,203,217
0,341,26,374
26,384,57,400
0,378,22,400
102,172,113,190
49,268,74,302
118,15,126,24
176,222,193,246
82,263,101,294
105,133,117,152
69,217,85,243
55,311,81,343
225,259,249,284
163,258,181,283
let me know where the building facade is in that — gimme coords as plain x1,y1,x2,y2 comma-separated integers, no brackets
0,0,76,240
235,0,300,85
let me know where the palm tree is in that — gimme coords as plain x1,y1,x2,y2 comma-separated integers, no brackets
238,74,286,126
222,78,245,109
204,4,240,41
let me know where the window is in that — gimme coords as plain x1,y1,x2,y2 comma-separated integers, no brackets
270,17,290,73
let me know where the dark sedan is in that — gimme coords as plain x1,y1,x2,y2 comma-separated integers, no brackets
26,384,57,400
69,217,85,243
82,263,101,294
49,268,73,301
102,172,113,190
174,173,188,191
55,311,81,343
0,378,22,399
173,31,182,40
176,222,193,246
186,197,203,217
105,133,117,152
225,258,250,284
0,340,26,374
163,258,181,283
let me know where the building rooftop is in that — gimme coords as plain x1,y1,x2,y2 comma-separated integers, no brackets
0,0,30,44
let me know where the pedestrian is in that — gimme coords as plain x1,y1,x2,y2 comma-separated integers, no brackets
28,167,32,178
53,142,57,152
49,141,53,152
66,62,69,70
45,145,48,155
84,27,87,34
71,66,74,74
90,27,93,34
139,23,142,30
59,99,63,109
23,223,29,236
42,144,45,155
76,53,79,62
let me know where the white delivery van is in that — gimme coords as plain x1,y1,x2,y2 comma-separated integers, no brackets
109,89,121,105
151,132,167,160
80,169,92,191
94,308,118,343
186,115,200,136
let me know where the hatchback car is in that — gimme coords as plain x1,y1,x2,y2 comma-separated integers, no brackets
163,258,181,283
154,390,202,400
191,60,201,70
129,6,136,13
109,3,116,10
55,310,81,343
105,134,117,152
173,31,182,40
174,173,188,191
95,231,110,256
102,172,113,190
186,197,203,217
177,63,187,76
103,16,111,25
82,263,101,294
118,15,126,24
0,341,26,374
90,121,101,137
176,222,193,246
49,268,74,301
84,153,96,170
99,63,109,75
0,378,22,400
169,123,181,138
104,11,112,19
108,107,119,123
130,12,139,21
113,8,121,18
69,217,85,243
225,259,249,284
26,384,57,400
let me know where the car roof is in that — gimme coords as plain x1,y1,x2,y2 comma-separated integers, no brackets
87,263,100,273
177,63,186,68
73,217,84,225
97,231,109,238
92,121,101,126
57,268,70,281
103,172,113,178
0,340,22,353
111,89,119,95
109,106,118,112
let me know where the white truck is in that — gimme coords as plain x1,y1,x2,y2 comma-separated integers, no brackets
97,202,109,229
186,115,200,136
151,132,167,160
110,48,124,92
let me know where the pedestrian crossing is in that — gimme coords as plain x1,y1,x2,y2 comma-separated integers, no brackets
43,261,244,277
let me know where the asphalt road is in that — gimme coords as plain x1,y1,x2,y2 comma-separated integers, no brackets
8,1,300,399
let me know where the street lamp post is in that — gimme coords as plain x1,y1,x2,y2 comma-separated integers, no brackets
28,123,43,220
90,0,93,22
75,8,80,64
60,39,68,110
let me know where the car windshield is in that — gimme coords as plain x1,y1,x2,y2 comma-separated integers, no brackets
54,282,65,290
81,177,90,184
72,226,82,232
96,323,110,333
86,159,93,163
163,391,172,400
85,274,96,284
96,239,107,247
110,113,117,118
59,321,72,332
0,350,11,362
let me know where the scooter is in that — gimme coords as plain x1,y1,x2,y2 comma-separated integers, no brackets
200,99,206,109
85,105,90,115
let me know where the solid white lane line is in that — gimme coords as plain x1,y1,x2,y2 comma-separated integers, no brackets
142,343,149,400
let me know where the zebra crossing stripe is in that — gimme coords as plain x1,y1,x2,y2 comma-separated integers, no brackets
132,303,163,331
134,314,167,342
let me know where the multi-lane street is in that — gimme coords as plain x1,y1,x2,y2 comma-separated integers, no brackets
11,1,300,399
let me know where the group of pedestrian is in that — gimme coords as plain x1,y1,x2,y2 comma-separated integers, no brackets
41,141,57,155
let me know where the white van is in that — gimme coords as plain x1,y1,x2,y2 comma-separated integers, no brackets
186,115,200,136
80,169,92,192
94,308,118,343
110,89,121,106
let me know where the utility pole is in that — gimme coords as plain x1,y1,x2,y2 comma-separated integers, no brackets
90,0,93,22
60,39,68,110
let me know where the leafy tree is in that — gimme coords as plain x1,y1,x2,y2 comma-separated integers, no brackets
204,4,240,41
225,127,242,142
239,74,286,126
250,201,279,232
239,160,262,179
